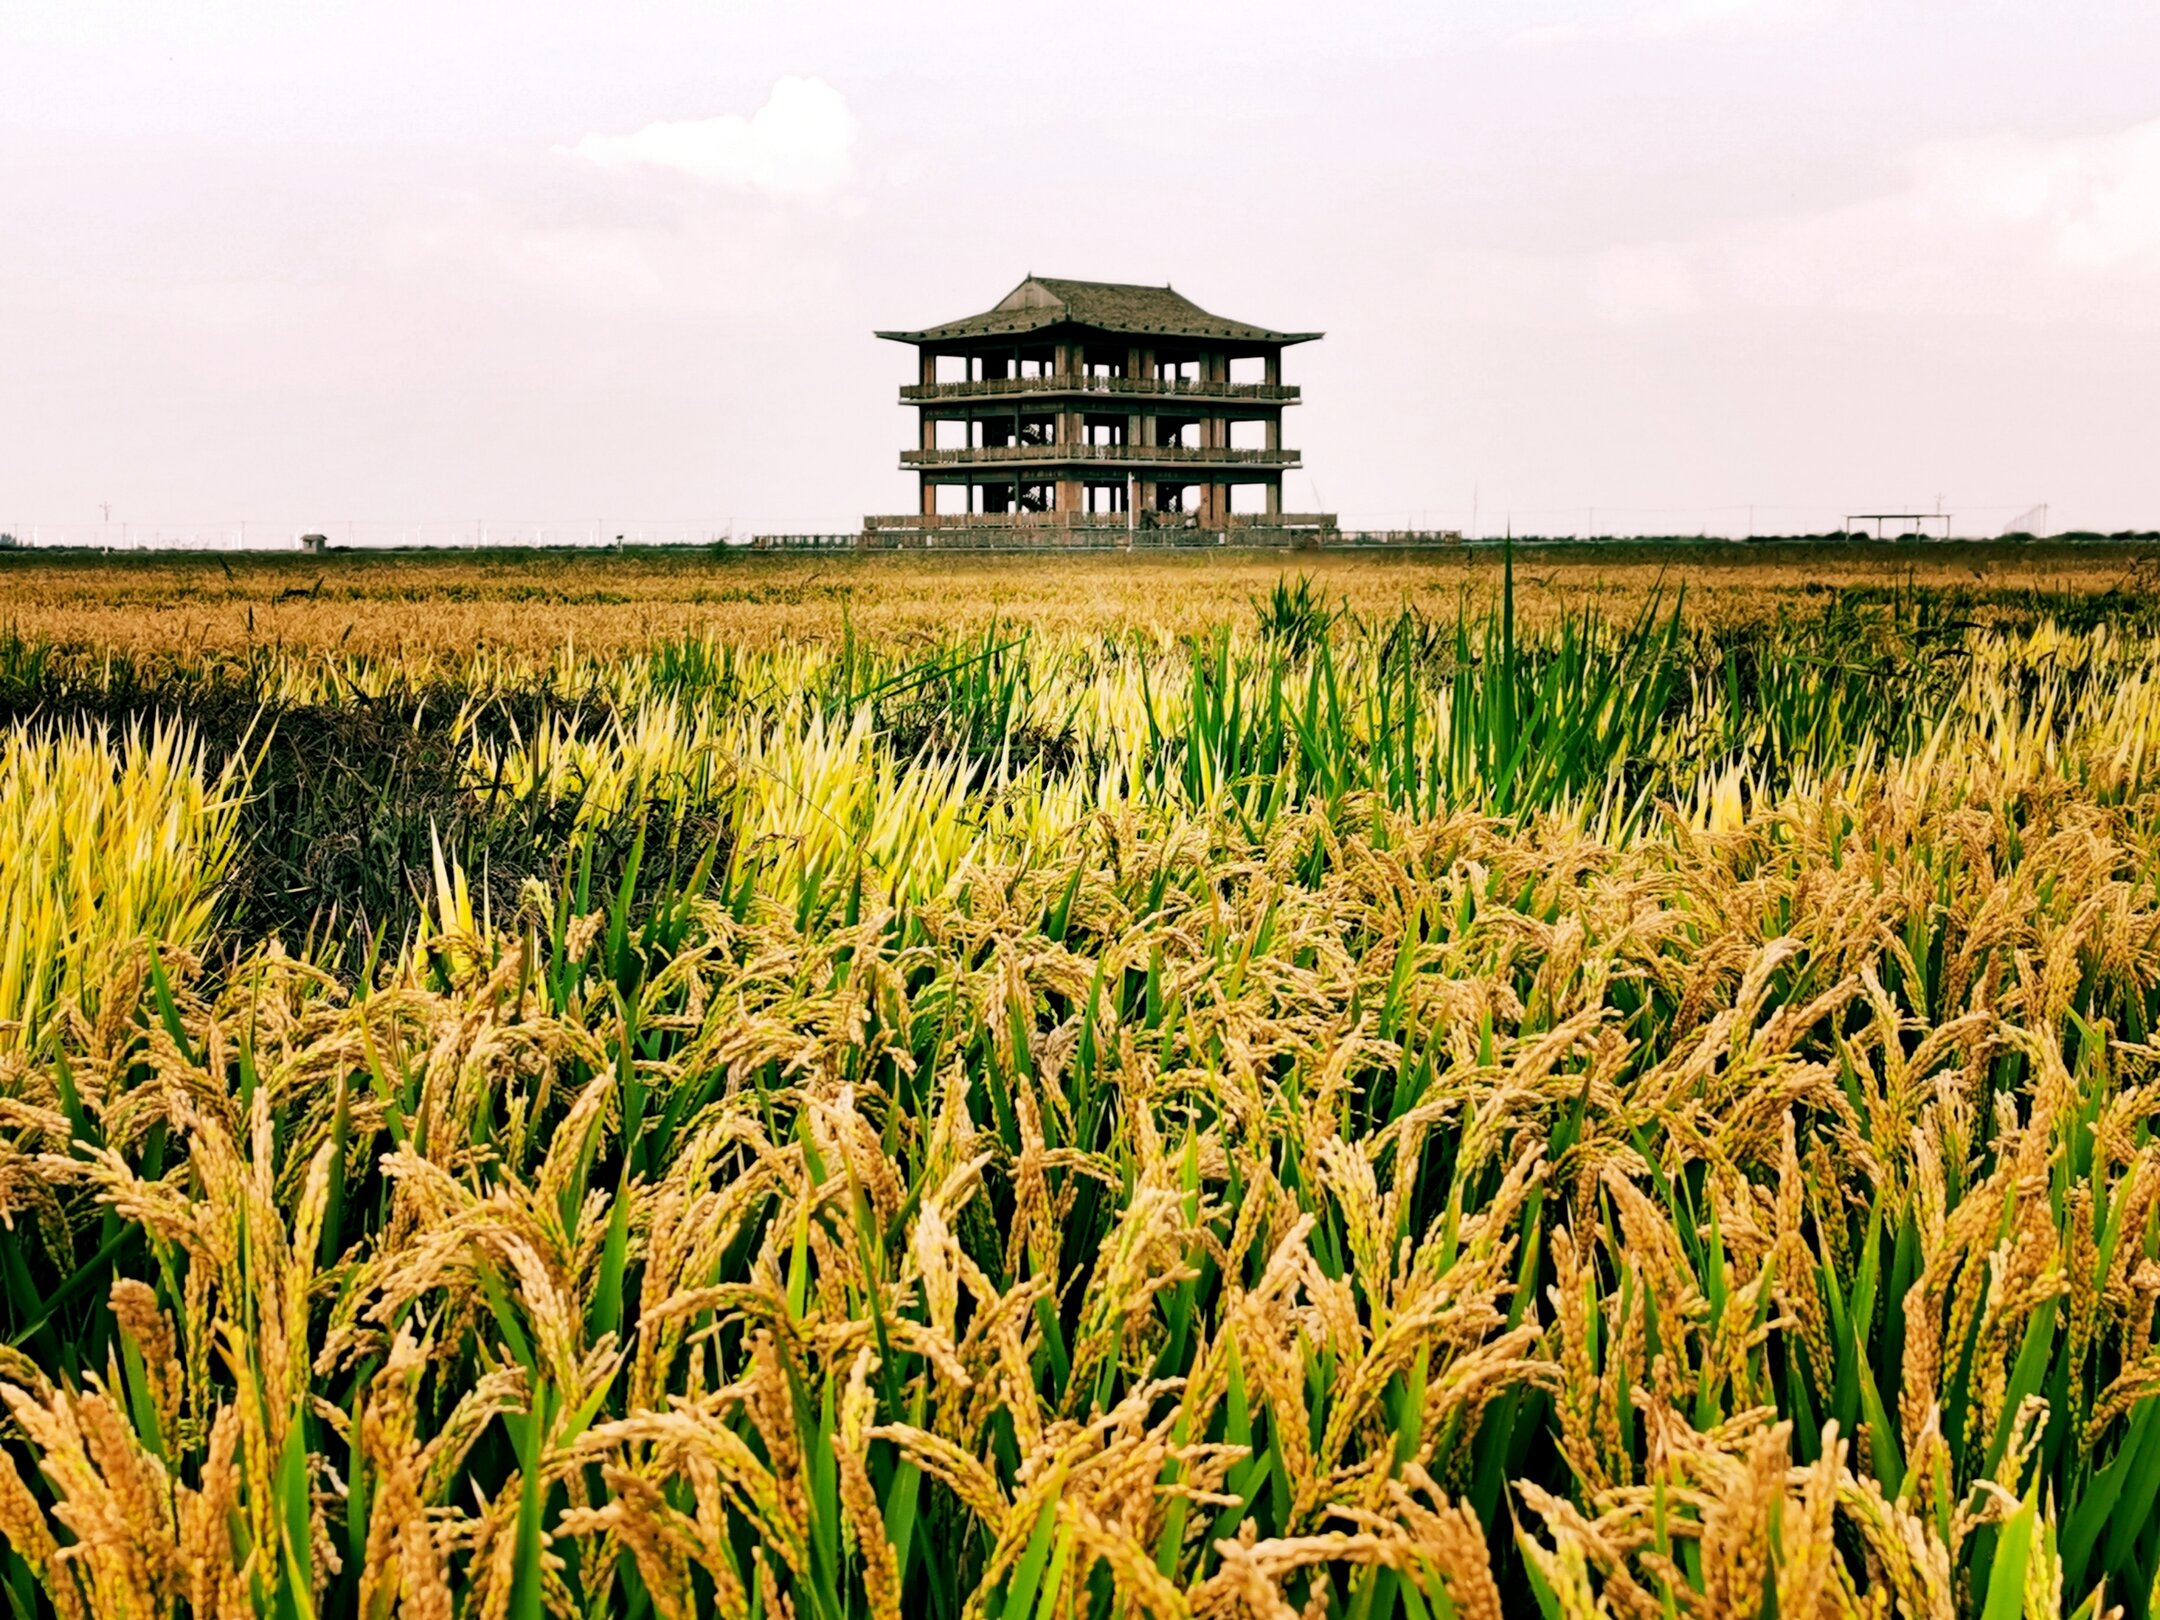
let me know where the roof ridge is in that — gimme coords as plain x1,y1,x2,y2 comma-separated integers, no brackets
1033,275,1179,290
876,277,1322,348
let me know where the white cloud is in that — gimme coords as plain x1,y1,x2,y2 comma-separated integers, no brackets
1511,0,1829,48
1907,119,2160,269
564,76,854,197
1506,20,1596,47
1632,0,1813,36
1589,243,1703,320
1552,115,2160,331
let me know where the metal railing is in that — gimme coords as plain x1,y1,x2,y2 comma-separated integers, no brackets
901,375,1298,404
901,444,1298,468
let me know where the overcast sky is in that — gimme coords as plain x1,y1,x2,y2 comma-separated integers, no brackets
3,0,2158,538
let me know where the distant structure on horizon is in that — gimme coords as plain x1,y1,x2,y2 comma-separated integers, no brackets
863,277,1338,549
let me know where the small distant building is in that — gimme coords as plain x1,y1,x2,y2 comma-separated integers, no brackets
864,277,1336,548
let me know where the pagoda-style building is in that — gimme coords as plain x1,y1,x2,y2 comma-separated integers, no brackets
865,277,1336,547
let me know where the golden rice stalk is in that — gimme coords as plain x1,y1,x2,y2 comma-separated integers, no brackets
0,1442,83,1620
834,1348,902,1620
357,1331,454,1620
106,1279,183,1447
0,1380,177,1619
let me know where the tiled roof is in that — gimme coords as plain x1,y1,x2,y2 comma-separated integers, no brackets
877,277,1321,347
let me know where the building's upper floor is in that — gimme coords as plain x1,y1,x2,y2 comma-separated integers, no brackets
879,277,1319,408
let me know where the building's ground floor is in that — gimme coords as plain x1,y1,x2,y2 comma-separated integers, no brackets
916,470,1284,524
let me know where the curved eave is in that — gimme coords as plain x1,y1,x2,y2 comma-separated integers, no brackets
875,323,1323,347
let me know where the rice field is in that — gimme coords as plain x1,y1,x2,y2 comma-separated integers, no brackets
5,544,2160,1617
3,538,2156,655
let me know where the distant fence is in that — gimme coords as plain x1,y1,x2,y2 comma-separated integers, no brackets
1334,529,1464,547
746,533,858,551
0,521,741,551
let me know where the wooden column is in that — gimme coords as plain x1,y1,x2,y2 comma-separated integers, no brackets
1137,347,1157,467
917,348,938,519
1125,347,1143,448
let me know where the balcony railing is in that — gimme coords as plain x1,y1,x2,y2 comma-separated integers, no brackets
901,444,1298,468
901,375,1298,404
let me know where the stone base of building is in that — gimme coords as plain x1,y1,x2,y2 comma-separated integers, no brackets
857,513,1344,551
